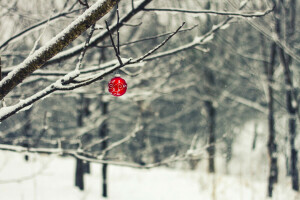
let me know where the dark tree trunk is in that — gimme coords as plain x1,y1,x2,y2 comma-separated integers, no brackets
202,1,216,174
23,108,33,161
83,162,90,174
75,159,84,190
102,162,108,197
205,100,216,173
290,120,299,191
224,135,233,174
274,0,299,191
285,134,291,176
83,97,91,174
99,101,109,197
130,100,147,165
264,42,278,197
75,94,85,190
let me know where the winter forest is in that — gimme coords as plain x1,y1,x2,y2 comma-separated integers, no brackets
0,0,299,199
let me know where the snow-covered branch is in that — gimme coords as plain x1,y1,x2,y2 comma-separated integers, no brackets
222,90,267,114
143,18,232,61
0,0,120,100
0,21,185,121
45,0,153,66
143,6,274,18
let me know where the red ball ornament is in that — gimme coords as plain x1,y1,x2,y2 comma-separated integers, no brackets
108,76,127,96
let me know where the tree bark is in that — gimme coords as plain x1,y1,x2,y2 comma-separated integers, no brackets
265,41,278,197
23,108,33,161
201,1,216,174
274,0,299,191
205,100,216,173
99,100,109,197
75,159,85,190
75,95,85,190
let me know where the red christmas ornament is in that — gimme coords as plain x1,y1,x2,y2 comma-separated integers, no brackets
108,76,127,96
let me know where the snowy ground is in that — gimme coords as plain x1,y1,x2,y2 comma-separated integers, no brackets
0,151,299,200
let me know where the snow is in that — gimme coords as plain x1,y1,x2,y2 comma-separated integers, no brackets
220,24,230,30
0,122,299,200
0,150,298,200
202,34,214,43
240,0,248,7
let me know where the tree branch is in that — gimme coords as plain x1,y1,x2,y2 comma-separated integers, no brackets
0,0,120,100
44,0,153,66
143,6,274,18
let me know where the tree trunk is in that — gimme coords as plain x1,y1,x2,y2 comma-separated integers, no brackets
75,94,85,190
83,97,91,174
265,42,278,197
99,101,109,197
281,48,299,192
224,135,233,174
84,162,90,174
75,159,84,190
102,162,108,197
201,1,216,174
274,0,299,191
205,100,216,173
23,108,33,161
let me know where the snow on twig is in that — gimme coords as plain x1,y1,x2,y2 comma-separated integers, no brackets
133,22,186,63
75,24,96,70
143,5,275,18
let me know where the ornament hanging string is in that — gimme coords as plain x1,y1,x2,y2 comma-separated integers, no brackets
105,3,122,75
116,3,121,76
105,3,127,96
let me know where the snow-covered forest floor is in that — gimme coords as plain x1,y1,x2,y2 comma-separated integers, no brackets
0,124,299,200
0,151,298,200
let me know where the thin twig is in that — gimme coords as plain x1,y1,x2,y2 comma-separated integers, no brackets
134,22,185,62
29,13,53,56
131,0,134,10
105,20,124,66
99,120,142,157
143,6,274,18
83,136,110,151
78,0,89,7
123,22,143,27
75,24,96,71
96,24,197,48
117,3,120,55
